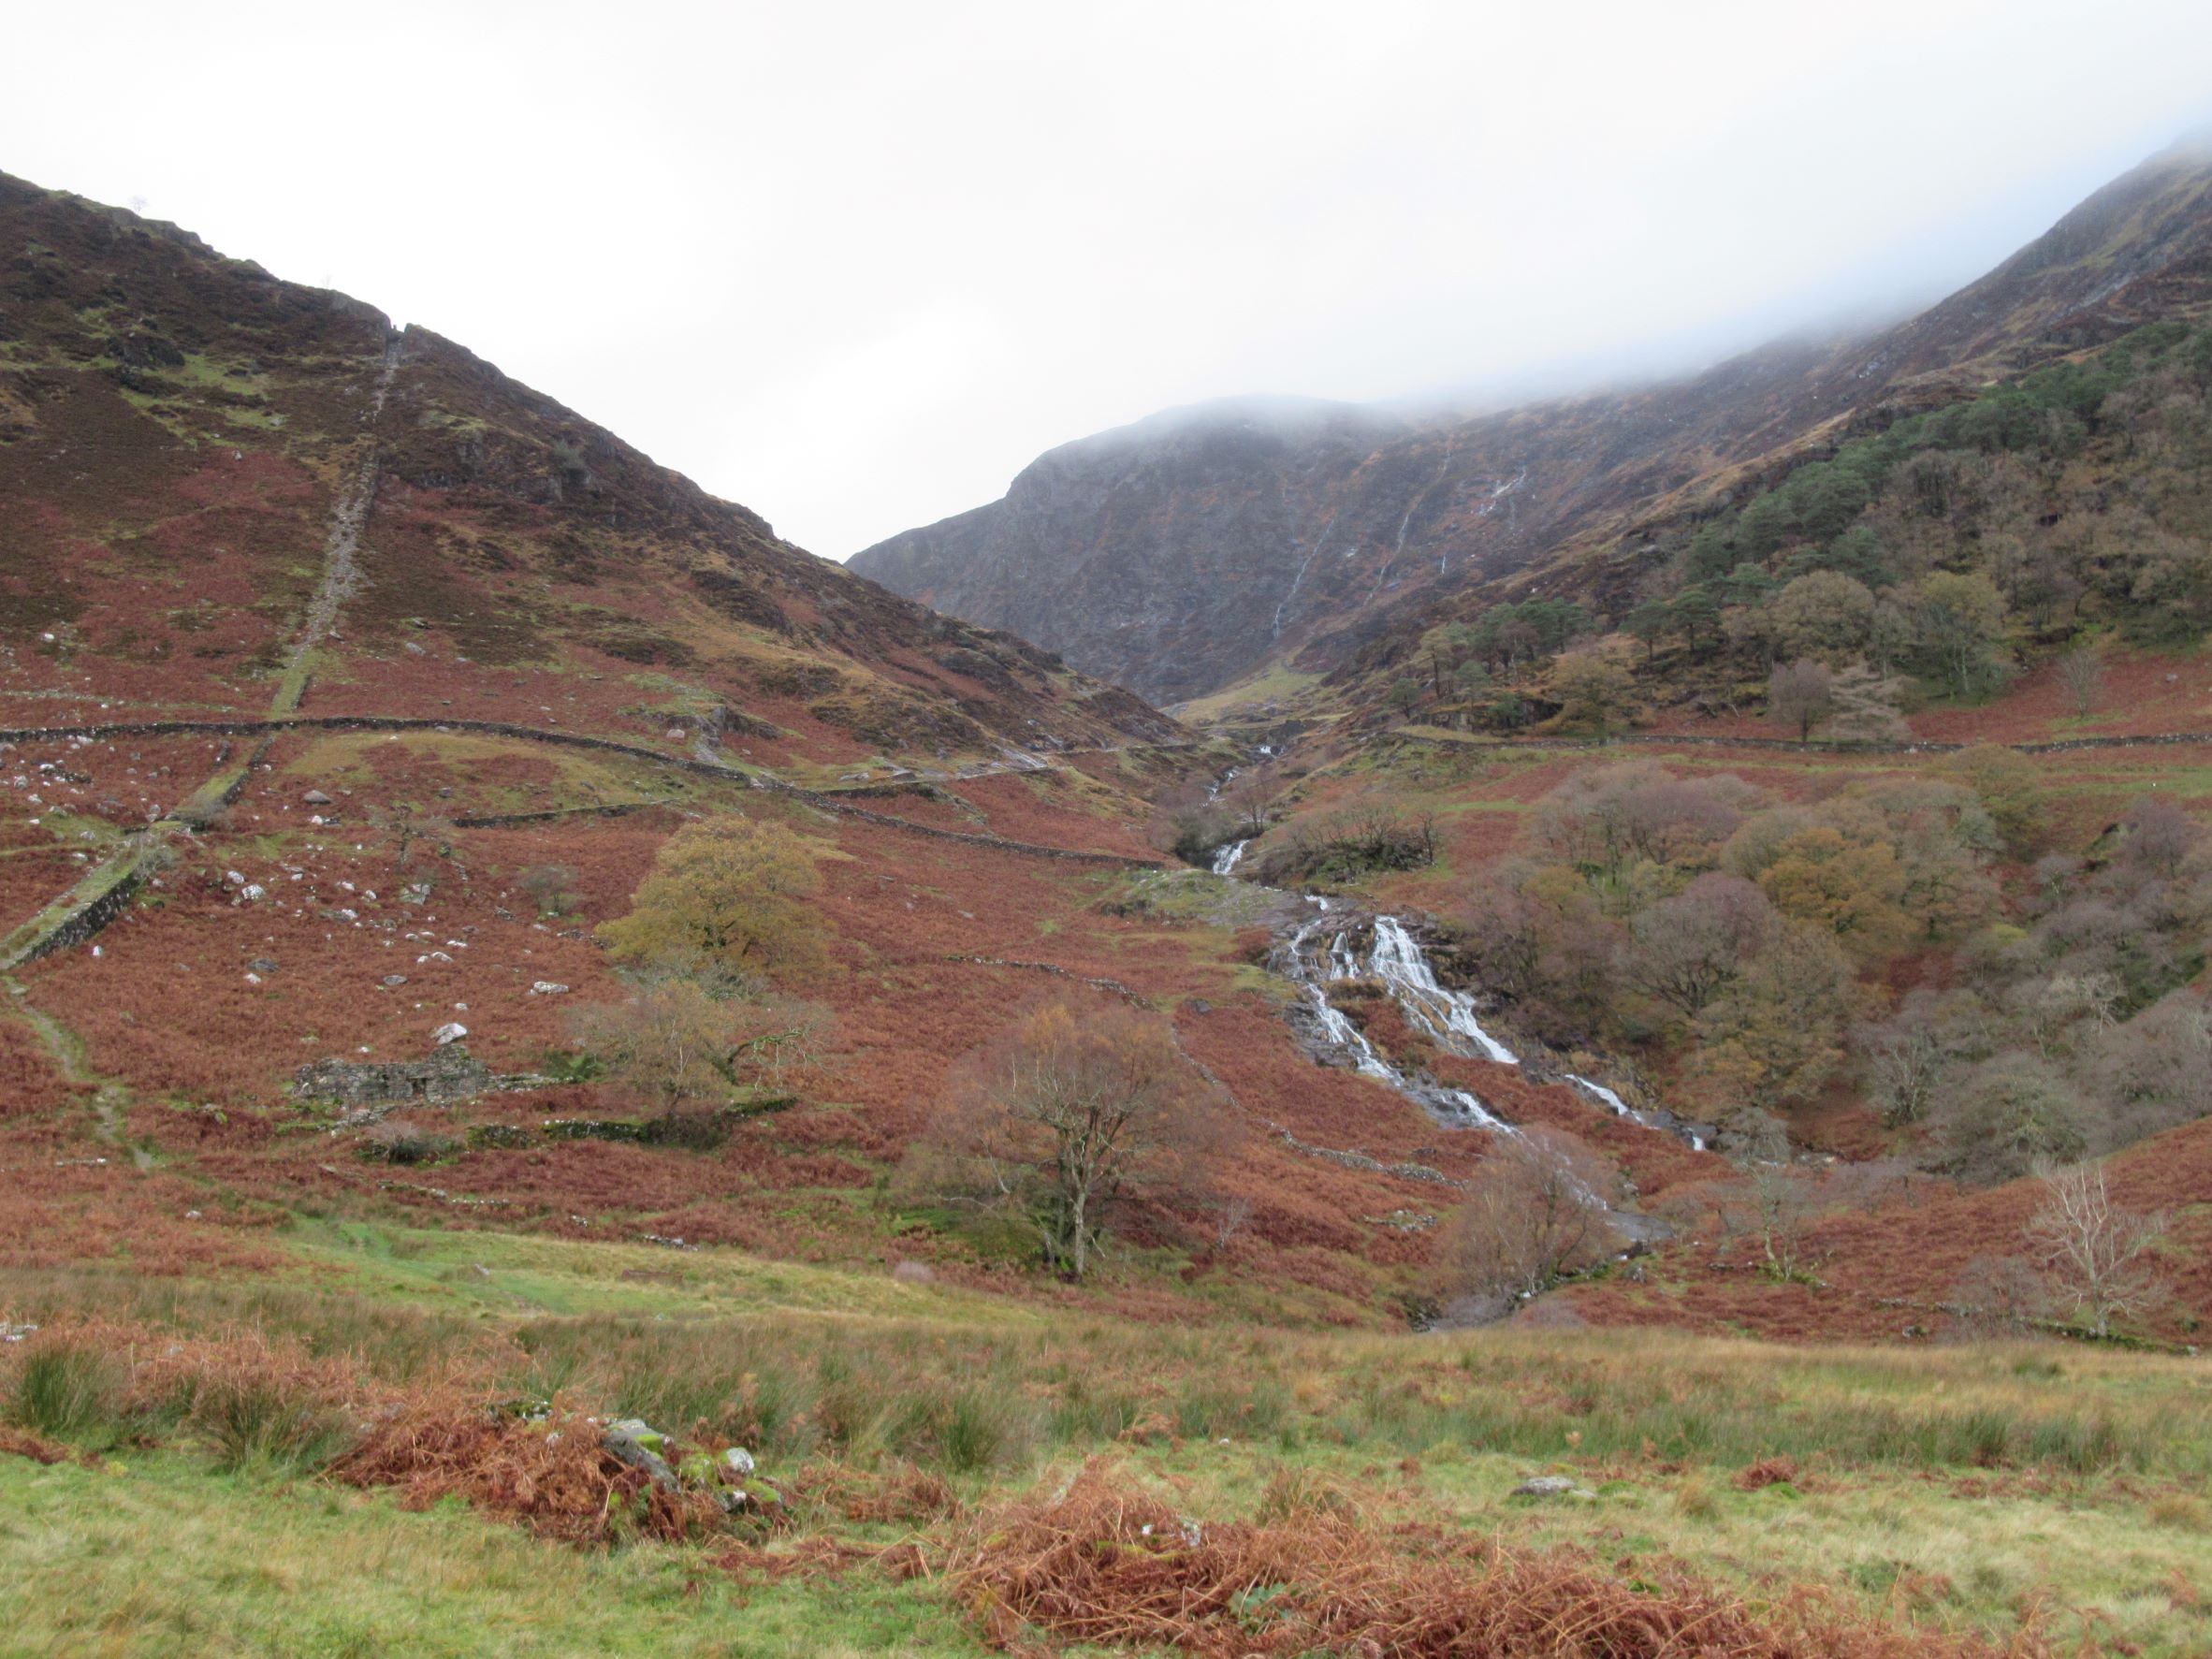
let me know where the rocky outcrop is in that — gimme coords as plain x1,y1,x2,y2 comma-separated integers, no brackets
295,1043,517,1106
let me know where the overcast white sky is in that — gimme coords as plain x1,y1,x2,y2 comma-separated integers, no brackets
7,2,2212,559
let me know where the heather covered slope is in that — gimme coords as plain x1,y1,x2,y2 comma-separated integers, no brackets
0,171,1179,771
852,139,2212,706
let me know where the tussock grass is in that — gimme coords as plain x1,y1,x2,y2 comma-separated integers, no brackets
0,1453,986,1658
9,1256,2212,1652
9,1339,127,1447
10,1268,2209,1485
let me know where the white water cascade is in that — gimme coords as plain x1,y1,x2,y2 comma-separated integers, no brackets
1211,839,1249,876
1361,916,1520,1066
1564,1073,1708,1153
1283,901,1506,1129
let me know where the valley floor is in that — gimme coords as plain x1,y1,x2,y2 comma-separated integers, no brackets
5,1235,2212,1656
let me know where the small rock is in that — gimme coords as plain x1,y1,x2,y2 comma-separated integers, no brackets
1510,1476,1592,1499
606,1418,666,1454
603,1420,678,1490
302,790,333,806
249,958,279,974
529,981,570,996
382,974,408,987
432,1022,468,1046
722,1446,756,1477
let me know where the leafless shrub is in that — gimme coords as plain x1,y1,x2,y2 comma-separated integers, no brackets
1437,1127,1621,1302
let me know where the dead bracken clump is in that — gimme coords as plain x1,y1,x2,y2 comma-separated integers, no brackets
328,1394,721,1545
0,1425,75,1465
943,1460,2053,1659
1732,1455,1802,1492
816,1458,962,1526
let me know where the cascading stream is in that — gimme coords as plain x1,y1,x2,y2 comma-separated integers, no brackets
1564,1072,1708,1153
1282,899,1505,1129
1362,916,1520,1066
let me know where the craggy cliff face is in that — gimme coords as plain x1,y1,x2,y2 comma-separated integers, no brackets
854,142,2212,706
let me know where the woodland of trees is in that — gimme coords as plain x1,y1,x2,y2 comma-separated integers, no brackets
1444,759,2212,1181
1392,320,2212,735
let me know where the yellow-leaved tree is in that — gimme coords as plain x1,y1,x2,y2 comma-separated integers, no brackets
597,815,826,980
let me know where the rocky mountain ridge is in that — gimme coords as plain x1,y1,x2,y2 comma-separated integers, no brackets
852,139,2212,706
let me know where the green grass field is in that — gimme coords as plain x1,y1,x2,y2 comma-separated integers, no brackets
7,1230,2212,1656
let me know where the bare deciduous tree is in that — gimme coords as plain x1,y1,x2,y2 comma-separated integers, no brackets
2022,1162,2167,1339
2058,645,2103,718
1437,1127,1621,1302
1741,1163,1822,1283
1626,872,1774,1020
368,802,458,870
572,967,833,1120
907,1000,1227,1280
1855,1001,1951,1127
1767,658,1837,743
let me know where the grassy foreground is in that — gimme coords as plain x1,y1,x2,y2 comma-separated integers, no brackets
0,1454,982,1658
5,1230,2212,1656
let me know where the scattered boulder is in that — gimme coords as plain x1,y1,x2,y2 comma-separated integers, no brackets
432,1022,468,1046
529,981,570,996
248,957,278,974
301,789,333,806
1510,1475,1595,1500
603,1419,677,1490
295,1043,492,1106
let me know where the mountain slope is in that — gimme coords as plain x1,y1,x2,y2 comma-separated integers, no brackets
851,138,2212,706
0,171,1180,769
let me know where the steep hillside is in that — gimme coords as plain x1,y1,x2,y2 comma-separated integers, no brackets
0,171,1179,771
852,138,2212,706
0,170,1542,1341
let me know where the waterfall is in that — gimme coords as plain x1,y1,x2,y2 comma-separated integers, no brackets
1276,909,1686,1263
1281,906,1505,1129
1366,917,1519,1065
1211,839,1248,876
1280,905,1708,1157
